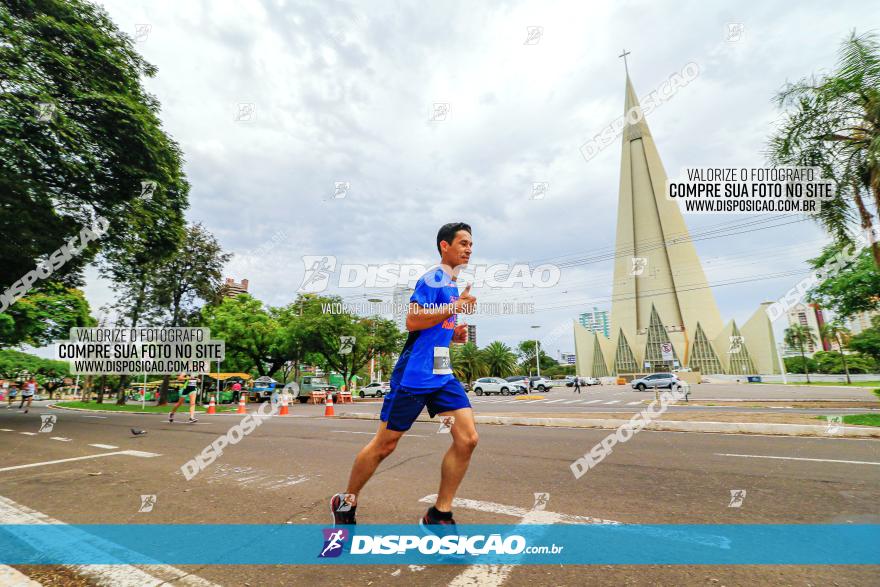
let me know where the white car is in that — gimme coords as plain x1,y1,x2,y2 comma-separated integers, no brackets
359,381,390,398
471,377,526,396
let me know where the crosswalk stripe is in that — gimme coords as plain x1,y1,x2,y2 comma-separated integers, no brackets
627,401,643,405
19,432,36,436
605,400,620,405
545,399,568,403
583,399,602,404
50,437,72,442
562,400,581,404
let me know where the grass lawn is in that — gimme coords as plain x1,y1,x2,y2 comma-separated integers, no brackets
820,414,880,427
53,401,238,413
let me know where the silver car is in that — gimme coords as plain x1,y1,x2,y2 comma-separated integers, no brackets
631,372,681,391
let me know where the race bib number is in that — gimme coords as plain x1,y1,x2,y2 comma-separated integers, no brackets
433,347,452,375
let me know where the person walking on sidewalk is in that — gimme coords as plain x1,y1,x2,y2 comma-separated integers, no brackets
573,376,582,394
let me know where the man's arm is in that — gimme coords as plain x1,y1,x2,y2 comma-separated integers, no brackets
405,283,476,332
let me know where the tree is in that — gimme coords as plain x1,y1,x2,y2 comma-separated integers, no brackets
0,282,93,348
848,315,880,362
515,339,557,374
819,321,853,383
0,0,189,290
768,31,880,268
784,325,818,383
151,224,229,404
0,349,70,398
783,355,818,375
481,341,517,377
812,350,876,374
201,295,281,376
808,245,880,318
450,342,487,384
300,297,404,391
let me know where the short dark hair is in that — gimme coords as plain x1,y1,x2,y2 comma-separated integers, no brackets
436,222,472,254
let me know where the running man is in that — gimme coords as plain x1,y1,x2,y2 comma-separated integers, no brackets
19,377,36,413
169,373,199,423
331,222,477,531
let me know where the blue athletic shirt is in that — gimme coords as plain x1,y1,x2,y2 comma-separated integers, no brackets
390,267,460,391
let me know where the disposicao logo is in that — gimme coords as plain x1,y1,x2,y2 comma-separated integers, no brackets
319,528,348,558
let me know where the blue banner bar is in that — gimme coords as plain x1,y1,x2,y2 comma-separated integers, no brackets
0,524,877,565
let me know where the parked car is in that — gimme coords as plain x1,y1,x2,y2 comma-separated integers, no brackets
631,372,681,391
504,376,530,390
359,381,390,398
528,376,553,392
472,377,526,396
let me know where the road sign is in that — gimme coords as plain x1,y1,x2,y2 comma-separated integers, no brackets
660,342,674,362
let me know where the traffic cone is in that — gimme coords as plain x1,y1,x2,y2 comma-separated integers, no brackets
279,393,289,416
207,396,216,415
236,393,247,414
324,392,335,417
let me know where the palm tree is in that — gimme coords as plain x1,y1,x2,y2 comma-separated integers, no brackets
768,31,880,269
820,321,853,384
480,341,518,377
450,342,487,385
784,324,818,383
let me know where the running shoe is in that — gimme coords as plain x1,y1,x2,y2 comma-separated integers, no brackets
168,413,174,423
419,506,457,537
187,417,198,423
330,493,357,526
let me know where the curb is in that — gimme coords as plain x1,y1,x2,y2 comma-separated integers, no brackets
337,412,880,438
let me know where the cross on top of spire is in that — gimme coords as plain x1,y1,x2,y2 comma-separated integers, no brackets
618,49,631,76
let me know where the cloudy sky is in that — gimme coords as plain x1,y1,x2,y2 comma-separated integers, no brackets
78,0,874,357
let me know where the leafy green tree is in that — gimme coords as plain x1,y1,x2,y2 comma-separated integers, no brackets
450,342,487,384
808,245,880,318
784,325,818,382
768,31,880,268
783,355,818,375
812,350,876,375
0,0,188,289
0,348,70,398
201,295,280,376
819,321,853,382
151,224,229,404
481,341,517,377
0,282,92,348
848,315,880,362
299,296,404,390
515,339,557,374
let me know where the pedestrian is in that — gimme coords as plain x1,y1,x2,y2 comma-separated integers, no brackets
19,377,37,413
573,376,582,394
168,373,199,423
331,222,477,532
6,383,17,409
231,380,242,402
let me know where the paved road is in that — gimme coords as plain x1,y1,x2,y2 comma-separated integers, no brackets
1,404,878,586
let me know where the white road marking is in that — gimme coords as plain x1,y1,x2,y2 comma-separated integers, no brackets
0,450,160,473
583,399,602,404
562,400,582,404
717,453,880,466
0,565,40,586
0,429,12,432
0,495,218,586
604,400,620,405
89,444,119,449
544,399,568,404
19,432,36,436
50,437,72,442
82,415,108,419
627,401,642,405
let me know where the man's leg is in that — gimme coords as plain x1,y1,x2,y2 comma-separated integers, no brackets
188,392,196,419
345,421,405,504
435,407,478,512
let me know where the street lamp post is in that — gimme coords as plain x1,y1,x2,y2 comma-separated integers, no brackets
531,325,541,377
367,299,382,383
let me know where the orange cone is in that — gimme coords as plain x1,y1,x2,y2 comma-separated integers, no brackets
236,393,247,414
279,393,289,416
324,392,335,417
207,396,216,415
